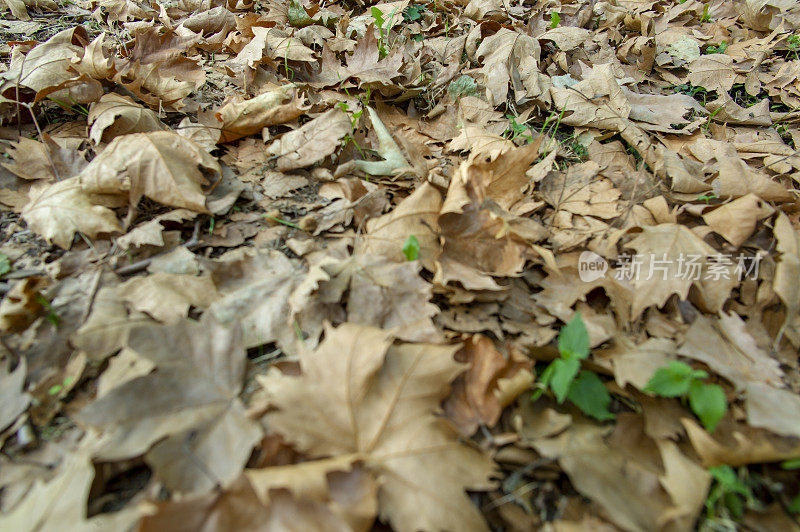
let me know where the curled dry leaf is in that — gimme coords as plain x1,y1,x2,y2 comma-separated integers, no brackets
267,108,351,171
0,452,142,532
87,93,168,144
79,131,221,212
21,176,123,249
207,84,308,143
1,135,88,181
258,323,496,532
443,334,533,436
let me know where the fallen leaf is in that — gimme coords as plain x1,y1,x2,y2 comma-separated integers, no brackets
22,176,123,249
79,131,221,212
76,316,262,494
87,93,168,144
259,323,496,532
267,108,351,171
207,84,308,143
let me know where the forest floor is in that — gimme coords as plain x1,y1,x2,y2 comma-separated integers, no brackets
1,0,800,530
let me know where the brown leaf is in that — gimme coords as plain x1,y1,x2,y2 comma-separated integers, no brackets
358,182,442,269
267,108,351,171
0,452,141,531
79,131,221,212
21,177,123,249
259,323,496,532
117,273,219,323
533,418,710,532
444,335,533,436
206,84,308,143
745,382,800,439
677,313,783,392
87,93,168,144
2,135,88,181
702,194,774,248
76,316,261,494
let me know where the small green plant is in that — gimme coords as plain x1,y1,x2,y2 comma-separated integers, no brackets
403,3,424,22
706,41,727,54
700,4,711,23
35,294,60,328
549,11,560,28
704,466,761,524
402,235,420,261
48,376,74,396
788,34,800,61
533,313,615,421
645,361,727,432
263,214,302,230
448,75,478,99
503,115,534,144
372,7,389,59
696,191,719,204
703,106,722,132
0,252,10,278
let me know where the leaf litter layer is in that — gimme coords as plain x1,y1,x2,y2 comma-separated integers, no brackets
0,0,800,530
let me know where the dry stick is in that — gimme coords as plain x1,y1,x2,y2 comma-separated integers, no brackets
115,221,201,276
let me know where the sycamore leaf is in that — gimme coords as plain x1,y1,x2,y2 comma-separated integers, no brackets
2,135,89,181
0,452,141,532
207,84,308,144
21,176,123,249
87,93,168,144
259,323,496,532
267,108,351,171
79,131,221,212
76,316,262,494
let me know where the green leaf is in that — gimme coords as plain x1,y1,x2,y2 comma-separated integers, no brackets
448,75,477,99
788,494,800,514
557,312,590,360
287,0,313,27
644,361,705,397
781,458,800,470
0,252,10,277
568,370,615,421
403,4,421,21
550,357,580,404
549,11,560,29
371,6,385,28
402,235,419,261
689,381,727,433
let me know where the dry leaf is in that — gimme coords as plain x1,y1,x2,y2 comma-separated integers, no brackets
87,93,168,144
259,323,496,532
22,176,123,249
79,131,221,212
267,108,351,171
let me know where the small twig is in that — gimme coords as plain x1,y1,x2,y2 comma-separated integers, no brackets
115,221,201,276
4,269,46,279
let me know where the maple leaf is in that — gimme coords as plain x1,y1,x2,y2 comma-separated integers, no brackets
21,176,123,249
87,93,168,144
259,323,496,532
0,452,142,531
79,131,221,212
624,223,730,318
76,316,262,494
2,134,89,181
205,84,308,143
267,108,351,171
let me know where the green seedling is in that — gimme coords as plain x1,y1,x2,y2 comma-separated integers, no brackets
402,235,419,261
549,11,560,29
0,252,10,278
48,376,74,396
372,7,388,59
704,466,760,523
789,34,800,61
35,294,60,328
706,41,727,54
645,361,727,432
533,312,615,421
263,214,302,230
